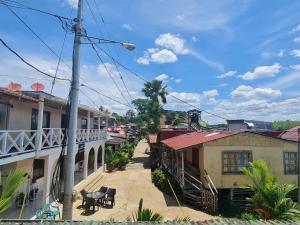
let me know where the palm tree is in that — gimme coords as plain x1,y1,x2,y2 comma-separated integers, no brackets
242,160,300,220
131,198,164,221
142,80,168,104
0,170,28,214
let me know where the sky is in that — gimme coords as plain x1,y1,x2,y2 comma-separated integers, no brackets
0,0,300,124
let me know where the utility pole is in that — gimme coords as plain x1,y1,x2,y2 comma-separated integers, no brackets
63,0,83,220
298,128,300,203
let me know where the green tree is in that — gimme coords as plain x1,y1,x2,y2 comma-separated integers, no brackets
242,160,300,220
0,170,28,214
272,121,300,131
142,80,167,103
132,80,167,135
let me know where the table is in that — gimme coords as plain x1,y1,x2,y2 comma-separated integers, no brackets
86,191,105,201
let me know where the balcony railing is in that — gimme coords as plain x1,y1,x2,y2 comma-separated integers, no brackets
0,128,107,157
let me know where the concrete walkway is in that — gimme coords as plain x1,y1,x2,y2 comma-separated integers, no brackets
73,139,215,221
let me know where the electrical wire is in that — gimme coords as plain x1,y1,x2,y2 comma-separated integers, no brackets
87,38,132,107
85,0,133,103
0,38,71,82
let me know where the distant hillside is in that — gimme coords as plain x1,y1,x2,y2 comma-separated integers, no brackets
272,121,300,131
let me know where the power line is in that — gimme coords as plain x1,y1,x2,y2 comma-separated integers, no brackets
81,84,134,110
85,0,133,103
0,0,73,30
87,38,131,107
95,45,228,121
0,38,70,82
2,2,73,71
50,0,76,94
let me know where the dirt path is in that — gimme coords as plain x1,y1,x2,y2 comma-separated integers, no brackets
73,139,215,221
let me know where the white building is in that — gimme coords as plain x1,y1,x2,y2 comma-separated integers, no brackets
0,88,110,217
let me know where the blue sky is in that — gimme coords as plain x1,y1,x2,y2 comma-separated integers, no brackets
0,0,300,124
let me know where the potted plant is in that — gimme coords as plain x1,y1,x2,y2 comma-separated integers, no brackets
116,152,129,170
105,147,116,172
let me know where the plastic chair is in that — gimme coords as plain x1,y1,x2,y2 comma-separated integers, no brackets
43,203,61,219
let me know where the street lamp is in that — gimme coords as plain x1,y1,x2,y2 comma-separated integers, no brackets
82,35,136,51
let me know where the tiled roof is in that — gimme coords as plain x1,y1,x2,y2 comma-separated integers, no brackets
0,88,38,102
161,131,237,150
149,134,158,144
279,126,300,142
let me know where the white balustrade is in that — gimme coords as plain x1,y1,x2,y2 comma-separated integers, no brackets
0,128,107,157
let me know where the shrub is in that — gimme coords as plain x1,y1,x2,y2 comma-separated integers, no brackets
115,152,129,168
130,198,164,222
152,168,182,196
240,212,259,220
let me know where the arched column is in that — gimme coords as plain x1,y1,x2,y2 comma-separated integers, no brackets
83,149,89,179
94,147,98,172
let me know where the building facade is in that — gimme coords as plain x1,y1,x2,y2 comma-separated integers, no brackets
0,89,110,216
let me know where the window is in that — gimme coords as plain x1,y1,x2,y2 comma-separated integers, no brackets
284,152,298,174
93,118,99,129
32,159,44,180
0,103,9,129
222,151,252,174
81,118,87,129
31,109,51,129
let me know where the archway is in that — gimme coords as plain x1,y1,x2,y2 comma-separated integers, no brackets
88,148,95,175
74,151,84,185
97,146,103,168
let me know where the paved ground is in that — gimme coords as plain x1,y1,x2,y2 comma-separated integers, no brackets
73,139,215,221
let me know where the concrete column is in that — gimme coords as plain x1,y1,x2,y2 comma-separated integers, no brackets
87,111,90,141
94,148,98,171
43,155,53,204
36,94,44,152
181,151,185,187
102,144,105,172
98,116,101,130
83,150,88,179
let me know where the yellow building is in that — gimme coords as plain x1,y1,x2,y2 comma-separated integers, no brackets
161,130,298,213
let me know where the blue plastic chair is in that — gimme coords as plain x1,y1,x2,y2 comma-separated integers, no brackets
43,203,61,220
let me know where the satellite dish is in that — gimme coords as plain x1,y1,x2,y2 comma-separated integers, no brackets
31,82,45,91
7,82,22,91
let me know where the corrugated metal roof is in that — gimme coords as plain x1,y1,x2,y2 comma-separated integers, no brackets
0,219,299,225
161,131,237,150
0,88,39,102
280,126,300,142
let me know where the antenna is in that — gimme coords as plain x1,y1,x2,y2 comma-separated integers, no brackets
31,82,45,91
7,82,22,91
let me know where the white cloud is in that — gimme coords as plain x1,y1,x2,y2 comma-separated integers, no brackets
294,37,300,44
260,50,285,59
137,48,178,64
231,85,282,99
155,74,168,81
202,89,219,98
189,50,224,72
155,33,189,55
290,49,300,58
65,0,78,7
174,79,182,84
122,24,133,31
191,36,198,42
217,70,236,79
290,24,300,33
267,65,300,89
239,63,281,80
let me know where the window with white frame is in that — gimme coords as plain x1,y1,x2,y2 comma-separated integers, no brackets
284,152,298,174
222,151,252,174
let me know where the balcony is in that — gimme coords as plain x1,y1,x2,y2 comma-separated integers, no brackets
0,128,107,157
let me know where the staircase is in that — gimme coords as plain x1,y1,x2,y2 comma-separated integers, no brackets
182,167,218,214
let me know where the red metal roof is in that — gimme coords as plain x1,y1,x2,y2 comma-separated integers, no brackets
149,134,157,144
0,87,38,102
161,131,237,150
160,130,192,140
279,126,300,142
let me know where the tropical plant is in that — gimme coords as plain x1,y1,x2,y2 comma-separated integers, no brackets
142,80,168,103
0,170,28,214
115,152,129,169
131,198,164,221
105,147,117,168
242,160,300,220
